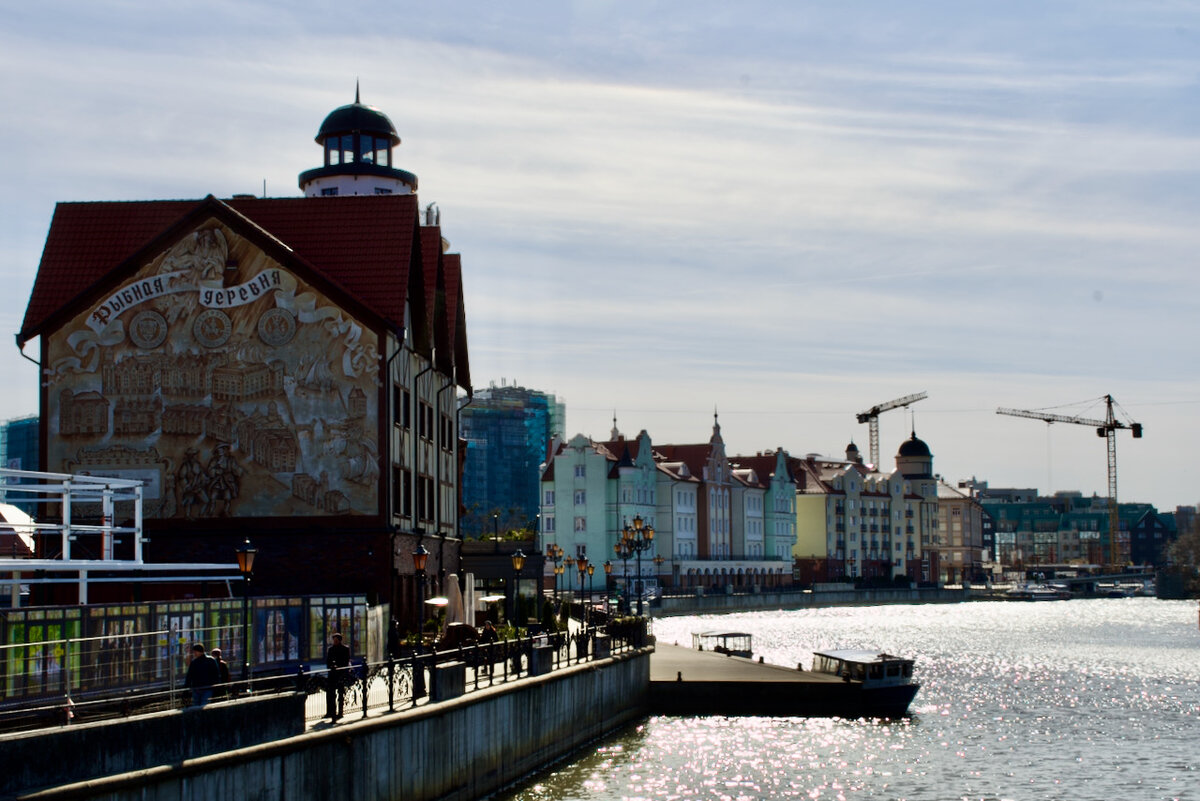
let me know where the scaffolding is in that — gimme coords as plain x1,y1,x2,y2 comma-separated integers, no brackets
0,468,239,606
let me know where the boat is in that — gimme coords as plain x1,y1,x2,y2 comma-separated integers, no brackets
692,630,753,658
1004,582,1067,601
810,649,921,717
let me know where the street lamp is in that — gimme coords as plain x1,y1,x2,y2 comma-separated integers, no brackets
235,539,257,682
576,556,589,624
614,538,632,614
412,544,429,633
545,543,564,601
586,562,595,614
510,549,526,625
620,516,655,616
603,560,613,613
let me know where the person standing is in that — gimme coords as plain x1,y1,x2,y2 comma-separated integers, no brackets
210,648,232,697
184,643,220,708
325,632,351,721
479,620,498,675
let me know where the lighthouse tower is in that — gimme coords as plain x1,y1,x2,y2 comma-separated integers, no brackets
298,86,418,197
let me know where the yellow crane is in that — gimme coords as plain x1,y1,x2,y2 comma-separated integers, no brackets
856,392,927,467
996,395,1143,566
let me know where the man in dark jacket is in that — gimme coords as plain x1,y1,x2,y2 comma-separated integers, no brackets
325,632,351,720
184,643,220,707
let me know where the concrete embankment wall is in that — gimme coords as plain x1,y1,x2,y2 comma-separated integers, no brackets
2,693,305,798
657,587,966,616
14,649,650,801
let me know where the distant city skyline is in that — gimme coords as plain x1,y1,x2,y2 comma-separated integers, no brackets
2,2,1198,510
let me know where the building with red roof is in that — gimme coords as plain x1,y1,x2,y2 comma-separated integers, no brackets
17,92,471,630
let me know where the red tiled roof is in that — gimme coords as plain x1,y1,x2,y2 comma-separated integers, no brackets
21,195,422,344
442,254,471,390
653,444,713,479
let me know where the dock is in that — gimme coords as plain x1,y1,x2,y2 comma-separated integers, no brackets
649,643,917,717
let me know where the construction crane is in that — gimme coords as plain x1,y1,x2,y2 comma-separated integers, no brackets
996,394,1143,566
856,392,927,467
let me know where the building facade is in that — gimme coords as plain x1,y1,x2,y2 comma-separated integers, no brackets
19,93,471,630
459,382,565,537
792,434,940,585
980,489,1176,571
539,419,795,597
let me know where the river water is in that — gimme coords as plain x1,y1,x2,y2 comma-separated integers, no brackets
500,598,1200,801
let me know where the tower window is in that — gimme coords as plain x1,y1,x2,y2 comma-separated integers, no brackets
321,187,338,197
374,187,393,195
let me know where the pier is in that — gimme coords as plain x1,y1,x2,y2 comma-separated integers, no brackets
649,643,918,718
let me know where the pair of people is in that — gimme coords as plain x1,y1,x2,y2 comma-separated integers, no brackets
183,643,230,707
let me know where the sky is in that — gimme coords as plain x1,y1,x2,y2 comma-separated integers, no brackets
2,1,1198,511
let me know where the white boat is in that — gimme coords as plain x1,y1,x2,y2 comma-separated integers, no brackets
692,630,753,658
810,649,921,717
1005,583,1066,601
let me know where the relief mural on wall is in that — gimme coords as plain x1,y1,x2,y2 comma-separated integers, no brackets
45,220,381,518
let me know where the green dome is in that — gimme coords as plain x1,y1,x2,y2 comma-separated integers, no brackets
315,100,400,146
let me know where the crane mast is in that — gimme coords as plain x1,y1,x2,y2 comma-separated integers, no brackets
996,395,1143,566
857,392,927,467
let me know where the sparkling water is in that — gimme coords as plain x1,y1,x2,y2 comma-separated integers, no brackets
502,598,1200,800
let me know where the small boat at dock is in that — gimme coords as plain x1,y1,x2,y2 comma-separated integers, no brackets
1004,582,1068,601
809,649,921,718
651,635,920,718
691,630,753,658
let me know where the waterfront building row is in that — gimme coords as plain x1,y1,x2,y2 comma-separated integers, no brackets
537,416,972,591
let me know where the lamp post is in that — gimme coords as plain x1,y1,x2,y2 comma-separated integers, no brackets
653,553,665,597
576,556,589,624
545,543,564,601
235,539,257,683
586,562,595,614
563,555,575,603
613,538,632,614
603,560,613,614
510,549,526,625
412,544,429,634
620,516,655,616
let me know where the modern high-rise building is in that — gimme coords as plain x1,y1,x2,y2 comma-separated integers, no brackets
0,415,39,515
459,383,564,537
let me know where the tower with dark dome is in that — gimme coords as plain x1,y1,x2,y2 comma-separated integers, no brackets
895,431,933,480
298,86,418,197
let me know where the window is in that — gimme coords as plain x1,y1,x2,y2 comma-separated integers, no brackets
544,490,555,505
574,489,586,505
440,414,453,451
320,187,338,197
394,388,411,429
418,401,434,440
417,475,434,521
544,516,555,533
575,544,587,559
574,517,586,532
574,464,586,478
374,187,393,195
393,467,412,518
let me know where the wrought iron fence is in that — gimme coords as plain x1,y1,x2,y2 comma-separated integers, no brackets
298,622,645,724
0,620,648,732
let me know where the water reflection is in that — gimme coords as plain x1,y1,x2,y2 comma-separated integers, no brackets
502,599,1199,800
